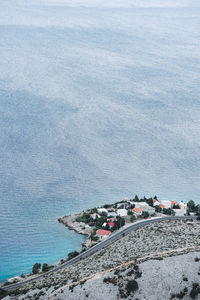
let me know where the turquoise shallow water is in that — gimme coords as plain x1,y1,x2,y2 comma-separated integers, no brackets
0,0,200,281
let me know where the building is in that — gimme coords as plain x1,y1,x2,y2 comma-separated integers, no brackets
90,213,100,220
160,204,165,210
159,200,172,209
133,202,155,215
171,201,177,207
117,209,128,217
133,207,143,216
179,202,187,213
117,202,129,209
107,212,118,218
153,199,160,206
96,229,111,240
173,209,185,217
108,222,115,229
97,208,108,215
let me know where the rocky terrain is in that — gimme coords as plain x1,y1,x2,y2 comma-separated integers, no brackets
2,219,200,300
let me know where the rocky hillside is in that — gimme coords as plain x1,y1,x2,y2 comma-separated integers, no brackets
2,219,200,300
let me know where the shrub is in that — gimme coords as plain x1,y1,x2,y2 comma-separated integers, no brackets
103,277,117,285
126,279,138,293
183,276,188,281
189,283,200,298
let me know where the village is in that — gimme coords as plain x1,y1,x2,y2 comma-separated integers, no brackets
58,196,191,248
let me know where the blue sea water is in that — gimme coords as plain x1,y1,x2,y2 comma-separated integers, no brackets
0,0,200,281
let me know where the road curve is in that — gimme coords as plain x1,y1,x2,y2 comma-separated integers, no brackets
3,215,197,291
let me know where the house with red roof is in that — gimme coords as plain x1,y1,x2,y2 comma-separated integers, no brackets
133,207,143,216
96,229,111,240
153,199,160,206
160,204,165,210
108,222,115,229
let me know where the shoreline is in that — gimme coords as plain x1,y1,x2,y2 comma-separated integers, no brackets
58,212,93,248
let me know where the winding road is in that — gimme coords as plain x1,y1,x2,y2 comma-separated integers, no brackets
3,215,197,292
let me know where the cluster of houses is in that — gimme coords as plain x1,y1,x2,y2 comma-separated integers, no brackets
89,199,187,240
153,199,187,216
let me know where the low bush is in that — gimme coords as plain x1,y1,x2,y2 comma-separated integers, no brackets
189,283,200,298
126,279,138,293
194,257,200,262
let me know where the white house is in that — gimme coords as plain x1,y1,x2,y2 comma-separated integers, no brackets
173,209,185,217
132,202,155,215
107,211,118,218
90,213,100,220
97,208,108,215
153,199,160,206
96,229,111,240
117,209,127,217
117,202,130,209
159,200,172,209
102,222,107,228
179,202,187,213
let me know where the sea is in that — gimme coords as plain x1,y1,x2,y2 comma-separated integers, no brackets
0,0,200,282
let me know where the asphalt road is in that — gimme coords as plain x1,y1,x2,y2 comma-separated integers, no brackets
3,215,197,291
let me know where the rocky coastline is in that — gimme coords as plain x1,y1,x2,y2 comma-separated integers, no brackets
58,213,93,248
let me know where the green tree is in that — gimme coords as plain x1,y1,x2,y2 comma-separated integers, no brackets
142,211,149,218
104,204,112,209
32,263,41,274
188,200,196,212
42,263,50,272
115,216,125,228
134,195,139,202
67,251,79,260
145,198,153,207
163,208,175,216
155,205,161,213
173,204,180,209
96,216,107,228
